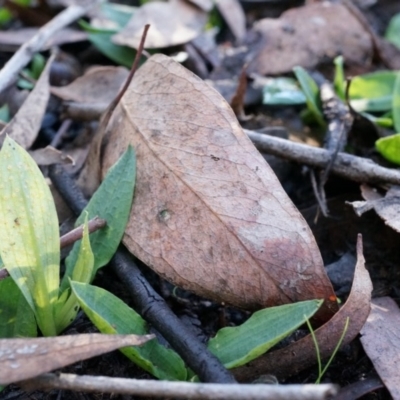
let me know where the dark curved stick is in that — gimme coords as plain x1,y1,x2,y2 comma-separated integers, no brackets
48,164,236,384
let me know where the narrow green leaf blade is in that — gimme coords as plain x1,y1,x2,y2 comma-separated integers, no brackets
207,300,323,369
0,277,37,338
333,56,345,100
61,147,135,292
0,137,59,336
55,216,94,333
385,13,400,49
88,32,136,68
71,281,187,381
393,72,400,133
293,66,325,126
376,133,400,165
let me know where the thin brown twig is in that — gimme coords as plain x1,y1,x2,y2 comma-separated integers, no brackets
59,216,107,249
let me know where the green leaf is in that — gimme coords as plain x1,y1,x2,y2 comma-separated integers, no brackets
0,8,12,26
88,32,136,68
376,133,400,165
362,112,393,128
55,215,94,333
0,137,59,336
262,77,306,106
61,147,136,292
393,73,400,133
0,104,10,123
293,66,325,126
349,71,396,112
333,56,345,100
0,277,37,338
71,281,187,381
207,300,322,369
385,13,400,49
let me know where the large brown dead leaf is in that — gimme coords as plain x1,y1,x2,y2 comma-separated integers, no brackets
249,2,373,75
360,297,400,399
112,0,207,49
0,333,153,385
0,53,55,149
101,54,337,319
233,235,372,381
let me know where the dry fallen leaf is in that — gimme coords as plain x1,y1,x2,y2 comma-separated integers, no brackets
0,52,55,149
29,146,74,166
0,333,154,385
349,184,400,233
360,297,400,399
0,28,87,52
249,2,373,75
215,0,246,42
101,54,337,319
112,0,207,49
233,235,372,381
51,66,129,107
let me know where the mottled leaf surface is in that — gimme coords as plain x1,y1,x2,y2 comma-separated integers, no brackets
101,54,337,317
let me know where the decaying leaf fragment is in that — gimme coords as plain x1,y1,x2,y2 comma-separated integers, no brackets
112,0,207,49
360,297,400,399
51,66,129,108
349,184,400,233
0,333,154,385
249,2,372,75
101,54,337,319
0,52,55,149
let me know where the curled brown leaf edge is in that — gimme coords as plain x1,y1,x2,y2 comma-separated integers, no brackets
233,234,372,381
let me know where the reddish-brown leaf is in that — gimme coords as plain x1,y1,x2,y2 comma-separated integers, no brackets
101,54,337,318
233,235,372,381
0,334,153,385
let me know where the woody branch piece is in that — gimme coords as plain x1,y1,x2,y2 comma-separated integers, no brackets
246,130,400,186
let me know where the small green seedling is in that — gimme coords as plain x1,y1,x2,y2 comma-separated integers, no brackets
0,136,136,336
306,316,349,384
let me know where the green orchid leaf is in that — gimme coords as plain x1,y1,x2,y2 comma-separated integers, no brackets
333,56,345,100
349,71,396,112
0,137,59,336
88,32,136,68
207,300,322,369
262,77,306,106
0,104,10,124
392,72,400,133
71,281,187,381
376,133,400,165
385,13,400,49
0,277,37,338
293,66,325,126
55,215,94,333
61,146,136,292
